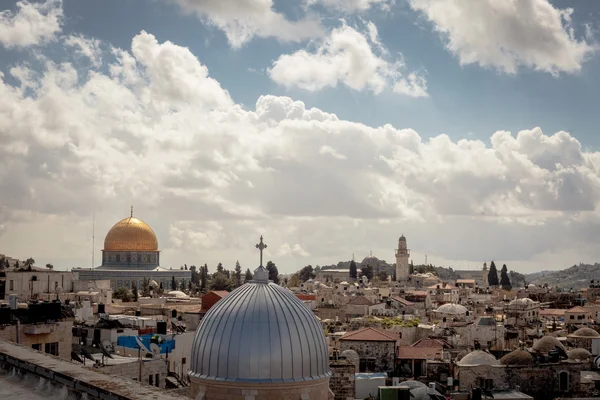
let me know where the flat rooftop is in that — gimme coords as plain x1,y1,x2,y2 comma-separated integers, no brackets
0,340,183,400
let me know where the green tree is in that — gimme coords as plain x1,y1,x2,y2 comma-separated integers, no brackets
266,261,279,284
360,265,374,281
171,276,177,290
14,260,19,269
45,263,54,270
409,260,414,275
113,287,133,302
190,265,200,285
25,258,35,268
314,266,321,275
349,260,358,279
141,278,150,297
244,268,253,282
500,264,512,290
132,282,139,302
217,263,224,274
210,272,233,291
378,270,388,281
488,261,499,287
200,264,208,292
234,261,242,287
298,265,315,282
288,274,300,287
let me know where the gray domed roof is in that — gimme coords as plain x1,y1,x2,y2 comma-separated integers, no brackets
435,303,468,315
571,327,599,337
500,350,534,366
457,350,500,366
568,348,592,361
190,266,330,383
532,336,565,353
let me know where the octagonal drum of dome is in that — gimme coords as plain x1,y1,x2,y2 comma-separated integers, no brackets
190,267,330,383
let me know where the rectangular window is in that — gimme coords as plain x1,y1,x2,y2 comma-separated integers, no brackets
32,344,41,351
149,375,153,385
9,280,13,290
155,373,159,387
182,357,187,364
44,342,58,356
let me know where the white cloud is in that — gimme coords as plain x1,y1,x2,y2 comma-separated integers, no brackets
166,0,323,48
409,0,596,75
1,30,600,273
268,22,428,97
0,0,63,49
305,0,393,13
64,35,102,67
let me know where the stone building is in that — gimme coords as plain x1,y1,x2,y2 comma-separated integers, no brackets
568,327,600,352
95,356,167,388
339,327,398,373
504,298,540,327
329,357,356,400
75,208,190,290
4,269,79,301
345,296,373,317
0,302,73,360
189,248,333,400
395,235,410,281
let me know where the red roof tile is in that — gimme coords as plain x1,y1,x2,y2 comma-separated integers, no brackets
340,327,397,342
411,338,451,349
390,296,414,306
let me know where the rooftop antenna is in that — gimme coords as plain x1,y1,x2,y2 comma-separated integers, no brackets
130,205,134,218
425,255,427,265
92,213,95,269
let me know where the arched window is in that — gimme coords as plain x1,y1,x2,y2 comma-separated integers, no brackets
558,371,569,392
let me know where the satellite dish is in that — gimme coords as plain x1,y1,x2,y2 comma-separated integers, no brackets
102,340,114,352
150,343,161,356
594,355,600,369
135,337,151,355
99,343,114,359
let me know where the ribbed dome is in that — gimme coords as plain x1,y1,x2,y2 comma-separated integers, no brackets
104,216,158,251
457,350,499,366
190,271,330,383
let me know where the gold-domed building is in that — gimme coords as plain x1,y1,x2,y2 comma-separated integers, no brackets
76,208,190,290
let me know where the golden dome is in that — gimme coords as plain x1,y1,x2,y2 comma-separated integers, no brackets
103,214,158,252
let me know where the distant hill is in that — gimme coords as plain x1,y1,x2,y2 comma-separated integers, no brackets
525,263,600,290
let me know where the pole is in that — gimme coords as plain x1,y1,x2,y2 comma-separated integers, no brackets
139,345,142,382
92,213,95,269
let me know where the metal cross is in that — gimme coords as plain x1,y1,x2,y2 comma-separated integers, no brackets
255,235,267,267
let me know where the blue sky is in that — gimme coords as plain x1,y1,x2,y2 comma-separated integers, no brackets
2,0,600,274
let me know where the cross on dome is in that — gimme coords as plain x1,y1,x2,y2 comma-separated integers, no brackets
253,235,269,282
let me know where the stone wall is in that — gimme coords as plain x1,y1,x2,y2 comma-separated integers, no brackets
0,319,73,360
339,340,396,373
189,376,333,400
314,307,346,322
100,358,167,389
329,359,355,400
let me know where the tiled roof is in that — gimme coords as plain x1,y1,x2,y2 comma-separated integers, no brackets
406,291,428,297
567,306,588,313
209,290,230,298
540,308,566,317
340,327,397,342
347,296,373,306
411,338,451,349
390,296,414,306
397,346,442,359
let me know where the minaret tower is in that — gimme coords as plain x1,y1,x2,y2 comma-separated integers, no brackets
395,234,410,280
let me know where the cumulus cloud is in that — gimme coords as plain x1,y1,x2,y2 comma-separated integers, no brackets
64,35,103,67
165,0,323,48
305,0,393,13
0,0,63,49
1,30,600,272
269,22,428,97
409,0,596,75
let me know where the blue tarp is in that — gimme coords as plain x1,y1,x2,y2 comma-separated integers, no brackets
117,334,175,354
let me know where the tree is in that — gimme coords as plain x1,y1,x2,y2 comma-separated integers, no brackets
298,265,315,282
14,260,19,269
113,287,132,302
360,265,374,281
234,261,242,288
409,260,414,275
488,261,499,287
200,264,208,292
266,261,279,284
132,282,139,302
217,263,224,274
45,263,54,270
244,268,253,282
314,266,321,275
142,278,150,297
500,264,512,290
171,276,177,290
190,265,200,285
378,270,388,281
349,260,358,279
210,272,233,291
288,274,300,287
25,258,35,268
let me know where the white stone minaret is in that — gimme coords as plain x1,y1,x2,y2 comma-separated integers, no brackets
395,235,410,280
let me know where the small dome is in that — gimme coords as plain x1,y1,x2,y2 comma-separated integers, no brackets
500,350,534,366
571,327,600,337
567,348,592,361
190,270,330,382
104,214,158,251
399,235,406,241
435,303,468,315
167,290,188,298
508,298,535,308
340,350,359,370
457,350,499,366
532,336,565,353
456,349,469,361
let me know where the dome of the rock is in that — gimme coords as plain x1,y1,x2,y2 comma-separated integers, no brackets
104,216,158,251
